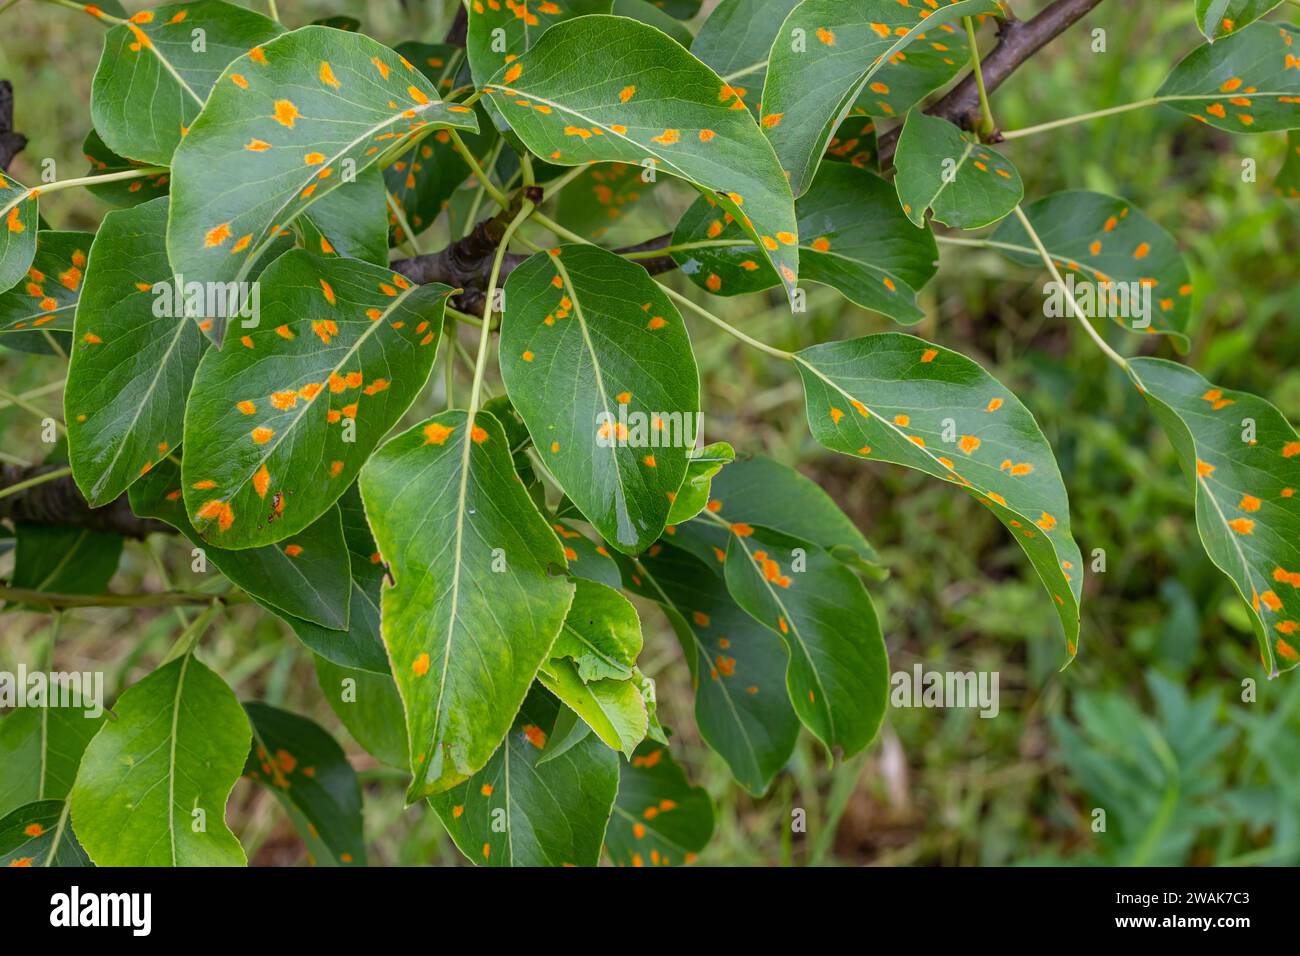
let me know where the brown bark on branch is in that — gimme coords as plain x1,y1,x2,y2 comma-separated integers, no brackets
0,80,26,171
0,465,173,539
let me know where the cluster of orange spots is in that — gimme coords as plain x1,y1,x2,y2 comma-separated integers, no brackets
1282,442,1300,458
198,499,235,532
251,426,274,444
893,414,910,426
236,399,257,416
752,549,792,588
271,390,297,410
1228,517,1255,535
650,129,680,146
1035,512,1058,532
1278,638,1299,661
1201,388,1235,411
240,335,255,349
1240,494,1262,512
312,319,339,344
999,459,1034,477
230,73,249,90
958,435,980,454
730,522,754,537
284,544,303,557
6,204,26,233
882,277,896,292
412,652,431,676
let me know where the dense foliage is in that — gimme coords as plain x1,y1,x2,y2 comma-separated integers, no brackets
0,0,1298,867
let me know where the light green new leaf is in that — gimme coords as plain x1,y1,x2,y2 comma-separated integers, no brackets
181,251,452,549
66,200,206,507
82,129,171,207
0,801,91,868
0,170,37,295
1276,129,1300,197
630,544,799,795
1195,0,1286,41
314,655,408,769
70,654,251,866
11,525,122,596
0,233,91,357
724,526,888,756
360,410,575,799
430,688,618,866
483,15,801,299
550,578,641,681
90,0,284,166
605,740,712,866
796,332,1084,656
167,24,478,300
1158,22,1300,133
760,0,1005,196
894,111,1022,229
990,191,1193,347
667,441,734,524
0,705,104,820
130,459,352,630
500,244,700,553
671,163,936,324
244,702,366,866
538,579,648,755
1129,358,1300,675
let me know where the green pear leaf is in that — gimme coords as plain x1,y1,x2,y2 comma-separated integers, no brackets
795,332,1084,657
360,410,575,799
70,654,251,866
500,244,700,553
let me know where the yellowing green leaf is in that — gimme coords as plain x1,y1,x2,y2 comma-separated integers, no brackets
360,411,575,799
70,655,251,866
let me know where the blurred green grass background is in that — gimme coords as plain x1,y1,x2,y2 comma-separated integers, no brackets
3,0,1300,866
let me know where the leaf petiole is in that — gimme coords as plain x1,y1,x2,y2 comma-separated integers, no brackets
964,16,995,138
658,284,794,361
1010,204,1129,370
